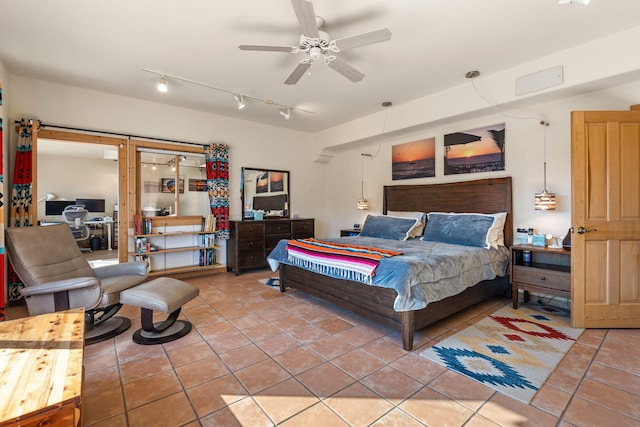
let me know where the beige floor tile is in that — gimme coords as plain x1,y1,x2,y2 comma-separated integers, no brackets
127,391,197,427
562,396,639,427
325,382,394,426
123,370,183,409
235,359,293,394
119,353,173,384
586,362,640,395
400,386,474,426
199,397,273,427
186,374,248,418
315,317,355,334
254,333,301,356
428,370,495,411
331,349,385,379
530,384,572,417
360,336,411,364
166,340,215,367
370,408,425,426
219,343,270,371
361,366,423,404
306,336,354,360
275,346,325,375
82,386,125,425
296,362,356,397
576,378,640,420
279,402,350,426
253,378,320,424
478,393,558,427
389,352,447,385
175,355,230,388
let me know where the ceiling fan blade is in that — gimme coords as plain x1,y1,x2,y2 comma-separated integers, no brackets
327,57,365,83
239,45,294,52
284,62,311,85
334,28,392,51
291,0,319,38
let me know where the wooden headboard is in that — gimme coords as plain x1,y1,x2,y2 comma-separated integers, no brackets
383,177,513,247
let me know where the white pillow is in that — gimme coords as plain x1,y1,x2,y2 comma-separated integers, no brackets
386,210,427,238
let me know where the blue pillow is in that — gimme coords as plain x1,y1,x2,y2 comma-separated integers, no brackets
359,215,419,240
422,213,495,248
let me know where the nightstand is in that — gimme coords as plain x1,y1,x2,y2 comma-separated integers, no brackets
340,228,361,237
510,244,571,309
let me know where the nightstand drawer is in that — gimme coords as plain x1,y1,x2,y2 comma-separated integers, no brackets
512,265,570,291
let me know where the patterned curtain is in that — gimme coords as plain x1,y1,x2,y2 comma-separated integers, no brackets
0,81,4,319
205,143,230,240
7,119,35,302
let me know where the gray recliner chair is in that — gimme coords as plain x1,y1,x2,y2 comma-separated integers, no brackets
6,224,148,344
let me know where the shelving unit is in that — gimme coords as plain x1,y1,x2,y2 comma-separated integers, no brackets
129,216,222,277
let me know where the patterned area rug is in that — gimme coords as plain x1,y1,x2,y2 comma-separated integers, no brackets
259,277,282,289
420,304,583,403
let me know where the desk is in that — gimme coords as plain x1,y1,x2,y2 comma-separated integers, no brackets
84,219,114,250
0,308,85,426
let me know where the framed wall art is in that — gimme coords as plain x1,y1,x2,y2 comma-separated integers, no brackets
392,137,436,180
444,123,505,175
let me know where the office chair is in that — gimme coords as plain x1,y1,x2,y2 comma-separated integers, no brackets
5,224,149,344
62,204,92,252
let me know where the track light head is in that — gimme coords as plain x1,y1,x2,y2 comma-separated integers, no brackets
280,107,291,120
157,76,168,93
234,94,246,110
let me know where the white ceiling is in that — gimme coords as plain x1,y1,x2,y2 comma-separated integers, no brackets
2,0,640,133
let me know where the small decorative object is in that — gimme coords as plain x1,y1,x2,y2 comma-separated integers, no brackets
252,210,264,221
523,250,532,263
527,228,534,244
562,228,572,250
532,234,546,247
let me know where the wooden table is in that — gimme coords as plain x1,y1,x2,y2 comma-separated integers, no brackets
0,308,85,426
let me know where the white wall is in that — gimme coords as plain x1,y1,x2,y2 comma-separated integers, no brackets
37,154,118,222
8,72,640,248
320,79,640,240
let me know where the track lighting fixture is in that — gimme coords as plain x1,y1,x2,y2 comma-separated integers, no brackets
157,76,168,93
234,94,246,110
280,107,291,120
143,69,313,121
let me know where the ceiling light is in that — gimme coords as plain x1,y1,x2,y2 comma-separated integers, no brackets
280,107,291,120
558,0,590,5
534,121,556,210
234,94,246,110
357,153,371,210
157,76,168,93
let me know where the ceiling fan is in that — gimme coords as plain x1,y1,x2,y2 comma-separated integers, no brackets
239,0,392,84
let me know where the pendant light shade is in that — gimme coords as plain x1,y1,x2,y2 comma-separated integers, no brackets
535,121,556,210
356,153,371,210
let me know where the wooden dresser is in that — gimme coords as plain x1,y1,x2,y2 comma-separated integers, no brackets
227,218,314,275
0,308,85,427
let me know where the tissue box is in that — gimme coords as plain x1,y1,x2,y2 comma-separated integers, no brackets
532,234,546,247
252,211,264,220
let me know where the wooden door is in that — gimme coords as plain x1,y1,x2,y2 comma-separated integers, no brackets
571,110,640,328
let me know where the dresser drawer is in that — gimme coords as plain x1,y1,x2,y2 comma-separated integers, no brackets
292,220,314,238
238,250,265,267
265,222,291,235
235,222,264,238
238,238,264,252
512,265,570,291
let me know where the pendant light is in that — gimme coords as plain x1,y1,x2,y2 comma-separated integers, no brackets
534,121,556,210
356,153,371,210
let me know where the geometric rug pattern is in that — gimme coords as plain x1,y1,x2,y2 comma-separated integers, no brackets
420,304,583,403
259,277,284,290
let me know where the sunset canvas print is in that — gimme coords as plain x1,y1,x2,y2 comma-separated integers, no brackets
392,137,436,180
444,123,505,175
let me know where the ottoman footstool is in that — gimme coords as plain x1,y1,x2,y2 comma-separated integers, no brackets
121,277,199,345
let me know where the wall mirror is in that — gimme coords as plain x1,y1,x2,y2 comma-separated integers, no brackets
241,167,289,220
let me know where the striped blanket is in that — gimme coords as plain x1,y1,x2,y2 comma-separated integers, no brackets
286,238,403,284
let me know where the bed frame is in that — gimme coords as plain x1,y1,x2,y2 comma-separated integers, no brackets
279,177,513,351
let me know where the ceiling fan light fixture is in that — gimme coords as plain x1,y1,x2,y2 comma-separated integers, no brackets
157,76,168,93
234,94,246,110
280,107,291,120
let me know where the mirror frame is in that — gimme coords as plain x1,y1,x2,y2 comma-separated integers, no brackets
241,167,290,220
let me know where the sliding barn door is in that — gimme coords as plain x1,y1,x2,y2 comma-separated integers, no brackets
571,110,640,328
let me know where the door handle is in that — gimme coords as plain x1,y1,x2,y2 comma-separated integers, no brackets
576,227,597,234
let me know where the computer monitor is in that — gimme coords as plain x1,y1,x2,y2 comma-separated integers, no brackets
45,200,76,216
75,198,106,213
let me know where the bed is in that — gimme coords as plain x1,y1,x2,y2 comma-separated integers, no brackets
270,177,512,351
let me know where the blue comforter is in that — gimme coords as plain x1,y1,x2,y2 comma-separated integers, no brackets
267,236,509,312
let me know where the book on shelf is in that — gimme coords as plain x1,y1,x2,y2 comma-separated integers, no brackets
203,214,216,233
134,214,153,235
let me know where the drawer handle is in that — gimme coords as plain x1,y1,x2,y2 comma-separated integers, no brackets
249,242,254,246
540,276,546,280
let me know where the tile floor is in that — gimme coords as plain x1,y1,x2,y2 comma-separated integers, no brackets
6,270,640,426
